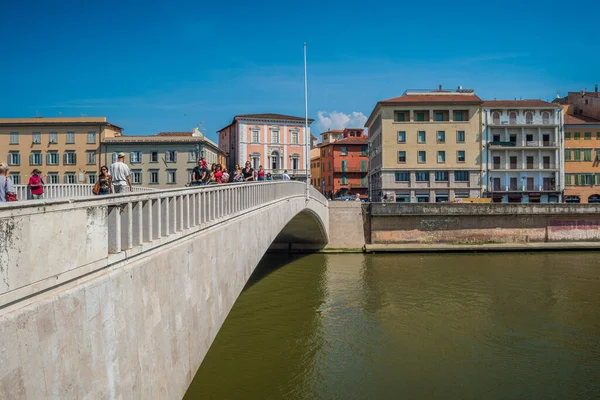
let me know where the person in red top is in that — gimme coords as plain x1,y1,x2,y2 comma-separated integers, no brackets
214,164,223,183
28,169,44,200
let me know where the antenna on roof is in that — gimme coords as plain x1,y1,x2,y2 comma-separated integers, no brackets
59,112,62,117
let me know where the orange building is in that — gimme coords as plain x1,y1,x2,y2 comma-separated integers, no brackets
563,113,600,203
319,128,368,199
310,147,322,192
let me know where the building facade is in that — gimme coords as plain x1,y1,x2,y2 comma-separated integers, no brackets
563,113,600,203
310,147,322,192
365,88,482,202
319,128,368,199
218,114,313,179
481,100,564,203
0,117,122,185
101,129,225,189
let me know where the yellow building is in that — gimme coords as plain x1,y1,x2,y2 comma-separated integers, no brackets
310,147,322,192
0,117,122,185
365,87,483,202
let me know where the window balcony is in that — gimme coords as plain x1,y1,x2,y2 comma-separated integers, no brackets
489,164,558,171
488,185,558,192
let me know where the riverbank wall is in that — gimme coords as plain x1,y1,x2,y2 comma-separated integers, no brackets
326,203,600,250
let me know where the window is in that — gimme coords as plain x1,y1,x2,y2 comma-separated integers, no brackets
252,130,259,143
417,131,426,143
435,111,444,121
187,150,197,163
437,151,446,163
32,132,41,144
395,111,406,122
167,170,177,184
585,132,592,140
48,173,59,184
596,149,600,161
565,132,571,139
10,132,18,144
457,130,465,143
565,150,571,161
8,152,20,166
526,112,533,124
416,112,425,122
454,171,469,182
66,132,75,144
574,132,581,140
492,112,500,125
584,149,592,161
64,151,76,165
131,170,142,184
47,151,59,165
341,175,348,185
150,170,159,184
360,146,368,156
361,176,367,187
87,131,96,144
341,160,347,172
395,172,410,182
418,151,426,163
271,129,280,143
86,151,96,165
49,132,58,144
415,172,429,181
10,173,21,185
574,149,581,161
150,151,158,163
596,174,600,185
542,112,550,124
291,130,299,144
398,151,406,163
29,152,42,166
340,146,348,156
360,160,367,172
509,112,517,124
435,171,449,181
585,174,593,185
291,157,299,170
397,131,406,143
454,111,465,121
565,174,572,185
64,173,76,184
87,173,97,184
437,131,445,143
165,151,177,162
457,151,466,163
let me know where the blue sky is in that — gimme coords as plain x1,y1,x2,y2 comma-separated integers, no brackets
2,0,599,141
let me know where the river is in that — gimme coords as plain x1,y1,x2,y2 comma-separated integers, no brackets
185,253,600,399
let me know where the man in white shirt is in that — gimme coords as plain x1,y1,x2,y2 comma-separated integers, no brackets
109,152,133,193
281,170,290,180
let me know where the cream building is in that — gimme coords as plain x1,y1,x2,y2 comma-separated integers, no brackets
102,129,225,189
481,100,563,203
0,117,122,185
365,88,483,202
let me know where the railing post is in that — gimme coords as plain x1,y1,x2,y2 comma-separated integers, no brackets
121,202,133,251
170,195,177,234
161,197,169,237
144,199,153,243
153,198,162,240
132,201,143,246
108,205,121,254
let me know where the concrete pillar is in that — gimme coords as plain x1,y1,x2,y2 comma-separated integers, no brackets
161,197,170,237
132,201,143,246
153,198,161,240
143,199,153,243
120,202,133,251
108,206,121,254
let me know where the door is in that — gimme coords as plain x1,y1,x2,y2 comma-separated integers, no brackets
526,156,534,169
510,177,518,190
543,177,551,190
543,156,550,169
493,178,501,191
493,156,501,169
526,177,534,190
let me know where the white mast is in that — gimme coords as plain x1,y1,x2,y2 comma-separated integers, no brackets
304,42,310,200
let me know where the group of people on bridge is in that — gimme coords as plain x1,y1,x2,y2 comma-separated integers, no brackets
189,159,296,186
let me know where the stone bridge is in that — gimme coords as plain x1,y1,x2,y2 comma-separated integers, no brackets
0,181,329,399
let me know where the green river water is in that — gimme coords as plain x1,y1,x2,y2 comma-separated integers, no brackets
185,253,600,400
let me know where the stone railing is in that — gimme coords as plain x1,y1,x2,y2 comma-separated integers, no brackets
12,184,156,201
0,181,328,310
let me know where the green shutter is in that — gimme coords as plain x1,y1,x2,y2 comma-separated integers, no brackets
574,149,581,161
584,149,592,161
565,150,571,161
341,160,347,172
565,174,572,185
360,160,367,172
565,132,571,139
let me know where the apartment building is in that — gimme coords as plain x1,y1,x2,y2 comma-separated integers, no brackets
481,100,564,203
310,147,322,191
562,113,600,203
365,88,482,202
319,128,368,199
0,117,122,185
101,129,225,189
218,113,313,179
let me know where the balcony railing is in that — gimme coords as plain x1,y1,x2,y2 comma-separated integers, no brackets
489,141,557,148
333,166,368,173
488,185,557,192
489,164,558,170
13,184,156,201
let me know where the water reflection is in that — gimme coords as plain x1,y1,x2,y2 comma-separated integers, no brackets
186,252,600,399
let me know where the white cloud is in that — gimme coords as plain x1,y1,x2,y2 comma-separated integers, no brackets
315,111,367,133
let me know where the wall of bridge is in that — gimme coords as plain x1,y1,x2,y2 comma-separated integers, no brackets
0,182,328,399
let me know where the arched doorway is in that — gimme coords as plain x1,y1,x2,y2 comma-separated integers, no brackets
588,194,600,203
270,150,280,171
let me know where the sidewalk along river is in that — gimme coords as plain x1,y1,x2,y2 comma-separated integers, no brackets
185,252,600,399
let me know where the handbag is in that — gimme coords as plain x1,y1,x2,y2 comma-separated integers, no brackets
5,177,17,202
92,180,101,195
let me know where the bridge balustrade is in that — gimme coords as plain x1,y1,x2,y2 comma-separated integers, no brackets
13,184,156,201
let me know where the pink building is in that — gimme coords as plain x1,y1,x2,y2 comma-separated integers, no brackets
218,113,314,178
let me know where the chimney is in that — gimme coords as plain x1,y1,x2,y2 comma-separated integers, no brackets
439,84,442,91
595,84,598,93
457,85,463,91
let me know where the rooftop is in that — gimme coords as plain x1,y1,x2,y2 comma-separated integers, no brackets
483,100,558,108
156,131,193,137
235,113,314,122
380,93,482,105
0,117,122,129
564,113,600,125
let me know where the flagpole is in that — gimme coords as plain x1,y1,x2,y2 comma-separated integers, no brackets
303,42,310,201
